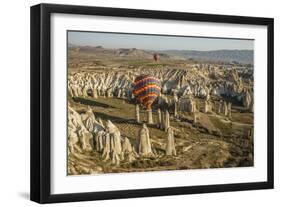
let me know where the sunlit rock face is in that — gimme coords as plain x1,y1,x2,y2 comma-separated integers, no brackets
67,106,139,169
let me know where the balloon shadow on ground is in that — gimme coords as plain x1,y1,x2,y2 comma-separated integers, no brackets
94,111,134,124
72,97,115,108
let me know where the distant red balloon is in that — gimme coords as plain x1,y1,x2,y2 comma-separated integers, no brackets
153,53,159,62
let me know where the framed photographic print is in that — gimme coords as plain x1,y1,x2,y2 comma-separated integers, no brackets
30,3,274,203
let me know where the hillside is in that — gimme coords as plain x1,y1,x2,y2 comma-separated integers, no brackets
68,45,170,60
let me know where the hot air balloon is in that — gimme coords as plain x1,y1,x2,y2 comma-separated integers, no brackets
153,53,159,62
132,75,161,110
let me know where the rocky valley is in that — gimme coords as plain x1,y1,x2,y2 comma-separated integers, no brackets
67,46,254,175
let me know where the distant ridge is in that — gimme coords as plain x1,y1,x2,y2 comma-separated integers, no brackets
159,49,253,64
68,43,253,64
68,45,171,59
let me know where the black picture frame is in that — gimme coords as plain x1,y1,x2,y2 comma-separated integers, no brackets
30,3,274,204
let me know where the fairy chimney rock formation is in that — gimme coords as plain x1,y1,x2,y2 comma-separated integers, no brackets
228,102,232,118
117,89,122,98
173,92,179,103
147,109,154,124
82,85,89,97
174,101,178,118
68,126,79,153
191,100,196,113
84,107,96,132
94,130,104,152
205,88,210,101
68,106,93,152
164,110,170,132
138,123,153,156
135,104,140,123
204,100,212,113
224,101,228,116
101,132,111,161
93,87,98,98
122,137,137,162
104,120,123,165
204,100,209,113
157,108,162,129
243,90,252,110
80,129,93,152
161,111,166,130
166,127,177,156
193,112,198,124
178,96,196,113
250,99,254,113
218,100,223,114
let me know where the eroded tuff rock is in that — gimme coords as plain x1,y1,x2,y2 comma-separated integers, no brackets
138,123,154,157
164,110,170,132
242,89,254,111
178,95,196,113
68,106,96,153
104,120,123,165
166,127,177,156
67,106,140,171
68,66,253,110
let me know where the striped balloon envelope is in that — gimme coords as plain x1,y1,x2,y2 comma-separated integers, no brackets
132,75,161,110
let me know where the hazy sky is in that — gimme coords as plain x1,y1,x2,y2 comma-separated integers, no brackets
68,31,253,51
